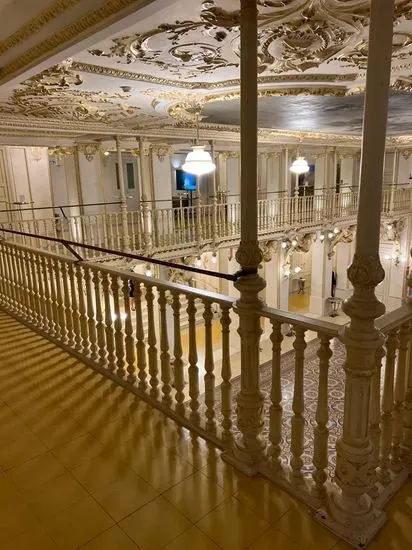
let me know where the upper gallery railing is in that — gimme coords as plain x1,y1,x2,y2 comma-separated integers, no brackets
0,237,411,547
1,187,411,258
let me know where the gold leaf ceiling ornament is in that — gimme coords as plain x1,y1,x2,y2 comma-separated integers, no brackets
71,61,358,88
0,62,142,124
88,0,241,78
332,32,412,70
87,0,386,78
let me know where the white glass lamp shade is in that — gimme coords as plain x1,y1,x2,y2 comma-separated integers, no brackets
182,146,216,176
290,157,310,175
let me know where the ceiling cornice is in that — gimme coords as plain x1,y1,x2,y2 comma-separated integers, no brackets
0,0,153,82
71,61,359,90
0,0,82,56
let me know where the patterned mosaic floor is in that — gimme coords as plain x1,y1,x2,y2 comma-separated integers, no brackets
213,338,346,476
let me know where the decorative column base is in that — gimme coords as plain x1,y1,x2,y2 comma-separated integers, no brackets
223,270,266,476
314,490,387,549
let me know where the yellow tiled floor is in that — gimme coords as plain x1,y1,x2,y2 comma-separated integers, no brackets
0,311,411,549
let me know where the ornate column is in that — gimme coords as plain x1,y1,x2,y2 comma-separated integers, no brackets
116,137,131,251
224,0,266,475
389,148,399,213
73,145,84,215
328,0,395,544
139,137,153,252
210,140,218,246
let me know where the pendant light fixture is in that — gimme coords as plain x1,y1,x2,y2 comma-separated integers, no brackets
290,145,309,175
183,113,216,176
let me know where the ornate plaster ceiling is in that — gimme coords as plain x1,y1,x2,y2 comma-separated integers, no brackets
1,0,412,143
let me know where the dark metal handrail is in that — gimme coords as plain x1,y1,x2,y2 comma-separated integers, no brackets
0,201,121,214
0,227,238,282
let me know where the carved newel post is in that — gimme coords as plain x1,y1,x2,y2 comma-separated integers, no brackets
224,0,266,475
328,0,395,544
116,136,131,251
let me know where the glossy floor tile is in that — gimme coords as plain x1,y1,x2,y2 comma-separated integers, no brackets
0,311,410,549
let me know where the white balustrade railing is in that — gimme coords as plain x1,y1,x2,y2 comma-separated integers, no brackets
254,304,412,523
0,238,411,546
2,188,412,256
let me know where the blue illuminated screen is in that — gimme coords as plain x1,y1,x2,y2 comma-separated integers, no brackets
176,169,197,191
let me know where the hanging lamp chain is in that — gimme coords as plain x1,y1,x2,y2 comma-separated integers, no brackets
196,113,200,145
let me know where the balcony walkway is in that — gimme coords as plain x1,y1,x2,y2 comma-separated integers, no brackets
0,311,410,550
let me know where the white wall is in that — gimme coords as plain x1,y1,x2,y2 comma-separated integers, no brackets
397,155,412,185
340,157,354,191
78,153,103,215
102,153,139,212
226,157,240,203
4,147,52,221
152,155,172,208
49,155,81,218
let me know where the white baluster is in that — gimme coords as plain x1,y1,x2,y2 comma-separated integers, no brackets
93,270,106,366
62,262,74,348
76,264,89,356
135,281,148,390
55,259,67,343
146,283,159,398
380,329,398,484
369,345,385,499
269,320,283,469
290,326,307,481
220,304,233,444
69,263,82,351
392,323,410,471
102,272,115,370
84,266,98,361
187,296,200,424
111,274,125,378
158,288,172,406
28,250,40,328
43,256,54,334
312,333,332,501
122,277,136,382
203,300,216,433
172,292,185,415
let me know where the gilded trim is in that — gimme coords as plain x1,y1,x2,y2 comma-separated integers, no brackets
71,61,359,89
0,0,149,80
0,0,82,56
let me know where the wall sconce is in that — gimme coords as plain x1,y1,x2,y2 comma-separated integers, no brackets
145,264,153,277
384,252,404,266
211,252,217,264
195,256,202,268
283,263,303,278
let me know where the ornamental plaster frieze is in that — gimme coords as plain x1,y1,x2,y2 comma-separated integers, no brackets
2,112,412,149
71,61,359,90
